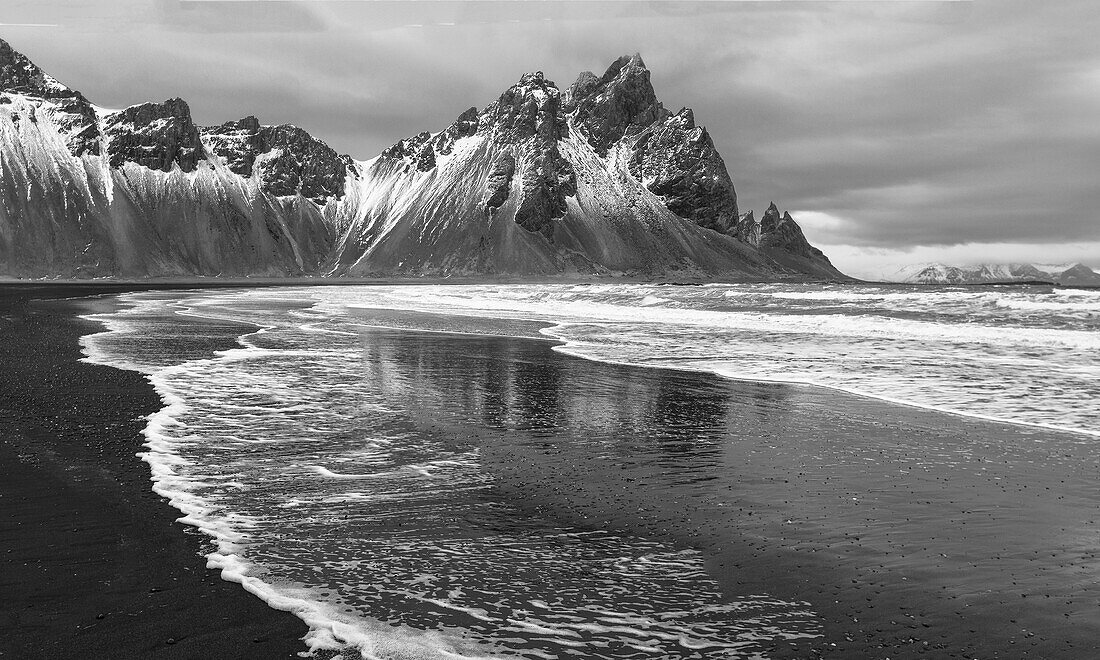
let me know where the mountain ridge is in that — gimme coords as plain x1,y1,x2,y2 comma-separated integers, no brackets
0,38,846,281
894,262,1100,285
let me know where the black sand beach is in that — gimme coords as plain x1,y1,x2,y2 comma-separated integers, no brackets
0,284,308,659
2,286,1098,659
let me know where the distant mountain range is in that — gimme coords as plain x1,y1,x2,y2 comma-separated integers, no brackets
0,38,845,280
894,262,1100,285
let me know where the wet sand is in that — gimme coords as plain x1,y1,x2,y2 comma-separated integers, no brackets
0,284,309,658
2,286,1097,659
350,317,1100,659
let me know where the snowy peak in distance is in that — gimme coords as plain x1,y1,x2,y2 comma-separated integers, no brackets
0,36,845,281
895,262,1100,286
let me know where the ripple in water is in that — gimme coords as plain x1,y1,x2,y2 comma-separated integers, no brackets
81,282,1099,657
82,289,823,658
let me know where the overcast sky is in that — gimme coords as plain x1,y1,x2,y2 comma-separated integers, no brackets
4,0,1098,278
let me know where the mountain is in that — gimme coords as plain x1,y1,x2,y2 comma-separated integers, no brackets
895,262,1100,285
0,40,844,280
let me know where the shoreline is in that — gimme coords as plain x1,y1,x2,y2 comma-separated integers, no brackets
0,285,310,658
341,309,1100,658
545,342,1100,441
4,283,1097,659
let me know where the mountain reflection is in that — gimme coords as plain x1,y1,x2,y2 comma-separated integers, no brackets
355,327,794,462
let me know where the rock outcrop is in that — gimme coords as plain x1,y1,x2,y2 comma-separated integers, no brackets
432,107,479,156
756,202,825,258
482,154,516,214
565,55,741,236
736,210,759,246
0,38,101,156
479,72,577,238
203,117,349,203
730,202,837,279
627,107,739,234
566,54,664,156
103,98,205,173
380,131,437,172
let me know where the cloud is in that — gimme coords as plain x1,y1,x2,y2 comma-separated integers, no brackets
6,0,1099,272
155,0,327,33
818,241,1100,282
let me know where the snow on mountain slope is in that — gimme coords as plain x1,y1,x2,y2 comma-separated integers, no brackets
325,57,844,279
894,262,1100,285
0,92,333,277
0,38,845,280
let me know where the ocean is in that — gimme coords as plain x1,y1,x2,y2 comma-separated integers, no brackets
80,282,1100,658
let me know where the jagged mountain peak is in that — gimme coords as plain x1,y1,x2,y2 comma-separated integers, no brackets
481,69,567,144
201,116,348,202
109,97,193,122
564,71,599,108
760,202,784,232
347,54,839,278
568,53,665,155
562,54,649,113
0,43,845,280
223,115,261,132
0,37,102,156
0,37,69,97
602,53,649,81
670,106,695,128
433,106,479,156
733,203,831,268
103,97,205,172
516,70,551,86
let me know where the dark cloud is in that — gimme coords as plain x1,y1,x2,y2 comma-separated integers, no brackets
155,0,327,33
4,0,1099,274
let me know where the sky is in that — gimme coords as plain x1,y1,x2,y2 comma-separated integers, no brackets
3,0,1098,279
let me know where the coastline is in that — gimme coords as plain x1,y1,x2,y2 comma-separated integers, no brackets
3,283,1097,659
342,312,1100,659
481,361,1100,659
0,284,310,658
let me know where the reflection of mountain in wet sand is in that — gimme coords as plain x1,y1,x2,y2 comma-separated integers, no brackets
356,310,1100,659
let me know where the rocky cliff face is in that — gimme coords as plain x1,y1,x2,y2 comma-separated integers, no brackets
0,37,845,281
0,38,100,157
103,98,205,173
0,40,334,278
566,54,665,156
203,117,349,203
327,53,842,278
566,55,740,235
728,203,842,278
627,107,739,234
479,71,577,238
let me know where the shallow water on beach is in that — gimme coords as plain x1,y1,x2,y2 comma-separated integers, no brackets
321,282,1100,438
79,283,1100,658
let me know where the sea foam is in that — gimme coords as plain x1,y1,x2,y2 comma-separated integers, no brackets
75,282,1097,658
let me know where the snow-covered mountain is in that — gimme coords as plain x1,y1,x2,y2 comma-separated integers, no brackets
0,39,844,280
894,262,1100,285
